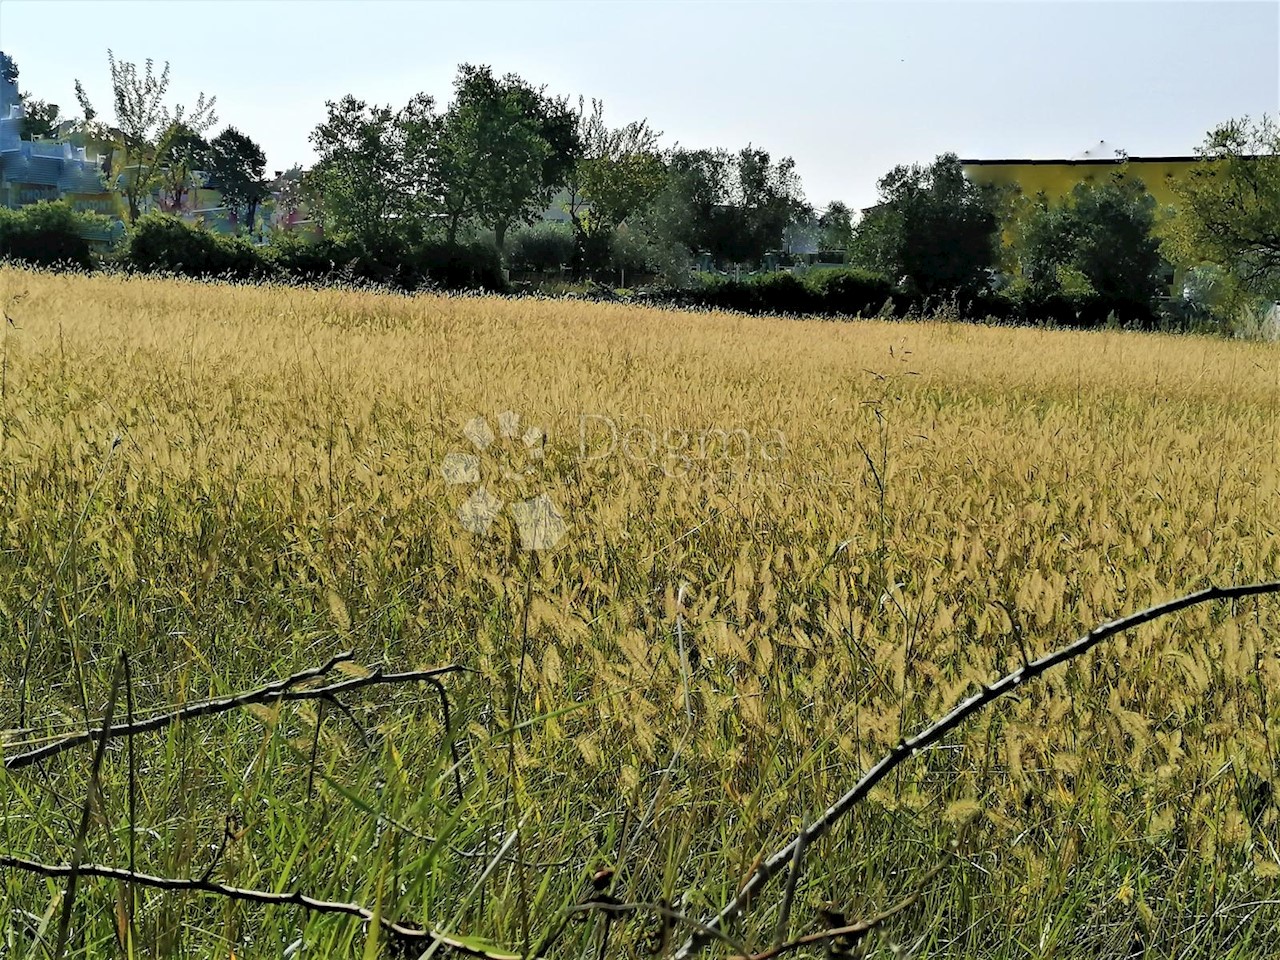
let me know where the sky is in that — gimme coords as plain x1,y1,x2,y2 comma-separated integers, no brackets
0,0,1276,211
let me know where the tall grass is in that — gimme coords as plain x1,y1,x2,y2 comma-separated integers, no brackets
0,266,1279,958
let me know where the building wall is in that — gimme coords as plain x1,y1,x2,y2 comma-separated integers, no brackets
961,158,1201,212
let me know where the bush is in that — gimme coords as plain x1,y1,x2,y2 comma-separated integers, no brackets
263,230,341,282
122,215,266,280
651,269,898,318
747,271,818,314
605,228,665,285
267,232,507,293
412,240,507,292
0,201,99,271
1003,286,1158,329
803,268,897,316
508,223,573,274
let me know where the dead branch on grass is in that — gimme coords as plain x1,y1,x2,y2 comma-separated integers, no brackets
0,853,520,958
674,579,1280,957
4,654,466,772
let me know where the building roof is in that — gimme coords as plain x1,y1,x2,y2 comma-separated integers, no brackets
960,154,1272,167
959,155,1200,166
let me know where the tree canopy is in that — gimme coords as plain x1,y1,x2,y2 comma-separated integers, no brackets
851,153,999,296
74,51,217,221
308,93,441,247
1167,116,1280,300
438,64,581,248
207,127,268,232
1015,174,1167,316
565,98,665,275
0,51,17,86
648,145,807,269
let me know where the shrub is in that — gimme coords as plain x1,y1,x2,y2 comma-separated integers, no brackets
263,231,340,282
508,223,573,274
122,215,266,280
267,233,506,293
659,270,899,317
1000,286,1159,330
606,228,665,285
412,240,507,292
747,271,818,314
803,267,897,316
0,201,99,271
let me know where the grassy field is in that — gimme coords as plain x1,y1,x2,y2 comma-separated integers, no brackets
1,267,1279,959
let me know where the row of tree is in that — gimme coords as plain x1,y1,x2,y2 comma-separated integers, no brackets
303,66,811,281
298,68,1280,327
5,47,1279,329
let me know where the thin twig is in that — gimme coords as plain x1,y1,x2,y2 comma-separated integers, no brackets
674,579,1280,957
0,854,520,959
198,814,236,884
306,696,326,800
424,675,466,806
12,650,353,756
565,900,751,957
124,654,137,948
736,856,951,960
52,651,125,960
320,693,374,749
6,658,465,771
771,821,807,948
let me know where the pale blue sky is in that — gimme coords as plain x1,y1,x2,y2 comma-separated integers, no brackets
0,1,1275,210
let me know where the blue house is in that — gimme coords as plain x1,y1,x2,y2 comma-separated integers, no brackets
0,68,124,246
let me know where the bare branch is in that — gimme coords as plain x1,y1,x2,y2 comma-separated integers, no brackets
5,655,466,771
737,855,951,960
674,579,1280,957
0,854,519,959
564,900,750,956
52,652,125,960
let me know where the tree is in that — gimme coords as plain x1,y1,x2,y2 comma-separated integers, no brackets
564,98,665,276
272,165,308,221
438,64,581,249
73,80,95,124
20,99,60,140
74,51,217,221
308,93,441,247
207,127,267,233
1016,174,1166,314
851,153,999,296
733,146,807,263
1167,116,1280,300
0,51,17,86
1012,194,1075,295
156,123,209,211
817,201,855,252
1010,177,1168,325
647,145,807,269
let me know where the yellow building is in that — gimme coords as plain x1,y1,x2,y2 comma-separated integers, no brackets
959,150,1198,213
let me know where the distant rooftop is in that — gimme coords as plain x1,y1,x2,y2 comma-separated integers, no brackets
959,138,1277,166
961,156,1198,166
960,153,1269,167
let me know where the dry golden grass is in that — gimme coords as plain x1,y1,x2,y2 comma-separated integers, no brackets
2,267,1280,958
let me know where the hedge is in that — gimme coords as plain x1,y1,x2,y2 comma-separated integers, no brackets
633,268,1167,328
118,215,507,293
0,201,103,272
